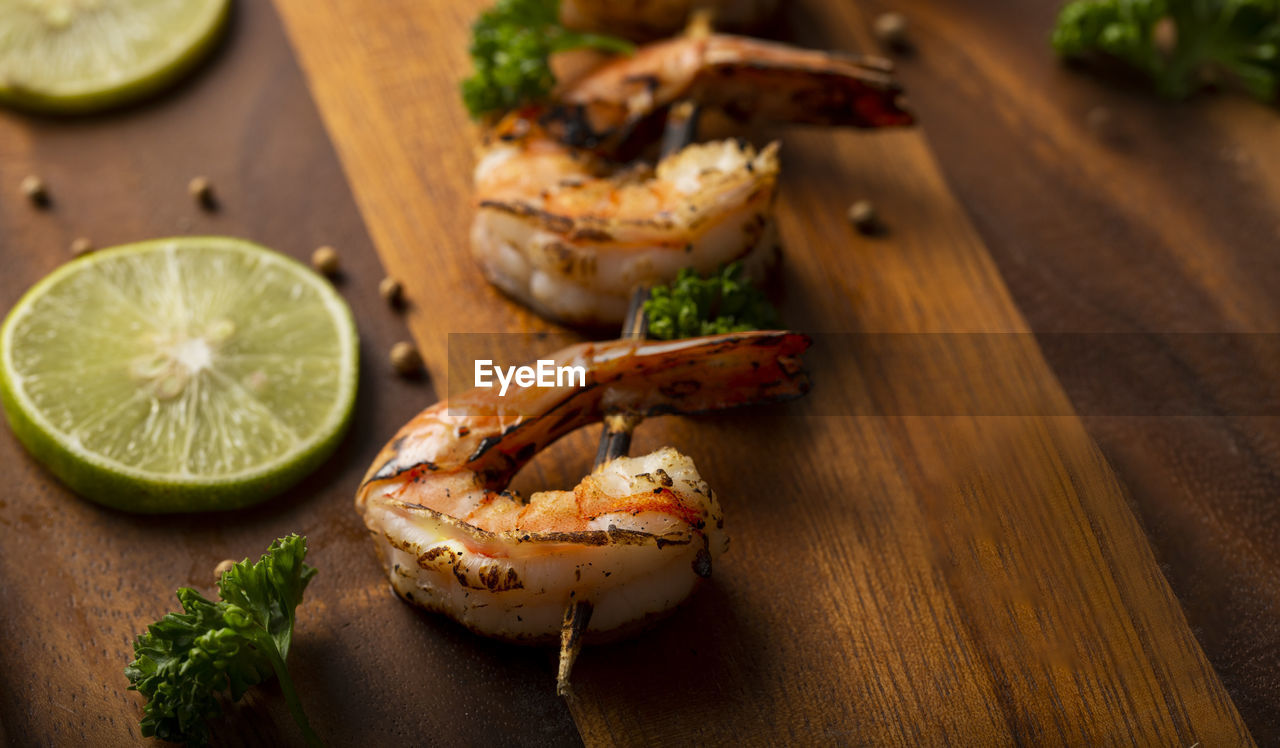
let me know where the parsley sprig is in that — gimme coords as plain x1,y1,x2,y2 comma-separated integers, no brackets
644,263,780,340
125,535,320,746
461,0,634,119
1052,0,1280,101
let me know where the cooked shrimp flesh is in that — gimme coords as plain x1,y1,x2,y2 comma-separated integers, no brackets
473,122,780,326
356,331,811,644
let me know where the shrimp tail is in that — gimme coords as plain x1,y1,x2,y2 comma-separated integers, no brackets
362,331,810,490
547,34,913,154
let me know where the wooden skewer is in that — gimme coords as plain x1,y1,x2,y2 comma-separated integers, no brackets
556,598,594,697
594,287,650,465
660,100,702,160
557,287,649,698
557,95,702,697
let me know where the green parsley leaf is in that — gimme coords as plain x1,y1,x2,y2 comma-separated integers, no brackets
644,263,780,340
125,535,320,747
461,0,633,119
1052,0,1280,102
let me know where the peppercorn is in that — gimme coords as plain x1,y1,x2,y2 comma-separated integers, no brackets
379,276,404,307
188,176,215,209
214,559,236,581
847,200,879,234
21,175,49,207
390,341,422,377
70,237,94,256
873,13,908,49
311,246,340,276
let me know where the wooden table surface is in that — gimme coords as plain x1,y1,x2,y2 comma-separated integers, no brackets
0,0,1273,744
864,1,1280,742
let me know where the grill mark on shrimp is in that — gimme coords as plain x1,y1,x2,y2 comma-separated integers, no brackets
481,200,684,234
541,241,599,280
418,546,526,592
388,498,693,548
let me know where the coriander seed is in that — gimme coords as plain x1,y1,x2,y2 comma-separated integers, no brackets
70,237,94,256
379,276,404,306
390,341,422,376
188,176,215,209
847,200,879,234
312,245,340,276
21,174,49,206
873,13,908,49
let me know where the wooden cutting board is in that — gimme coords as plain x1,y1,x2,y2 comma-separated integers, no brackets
0,0,1254,744
860,1,1280,740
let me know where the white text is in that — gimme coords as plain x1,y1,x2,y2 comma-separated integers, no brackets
474,359,587,396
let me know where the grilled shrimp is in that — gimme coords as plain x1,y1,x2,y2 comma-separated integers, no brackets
562,0,779,40
473,120,780,326
356,331,810,649
471,32,911,326
547,32,913,154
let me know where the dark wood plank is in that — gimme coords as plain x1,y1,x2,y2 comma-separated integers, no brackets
0,2,578,745
273,0,1252,743
859,0,1280,740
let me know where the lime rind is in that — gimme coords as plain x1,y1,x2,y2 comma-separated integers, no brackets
0,237,359,513
0,0,232,114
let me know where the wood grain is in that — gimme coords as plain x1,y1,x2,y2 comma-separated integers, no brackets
271,0,1253,743
862,0,1280,740
0,2,579,745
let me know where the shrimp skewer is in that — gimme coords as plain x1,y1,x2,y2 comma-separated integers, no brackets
356,331,810,658
472,32,911,326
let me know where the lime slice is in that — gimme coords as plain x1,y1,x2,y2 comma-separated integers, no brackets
0,0,230,113
0,237,358,513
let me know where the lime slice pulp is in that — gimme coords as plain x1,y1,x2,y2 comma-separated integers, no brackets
0,237,359,513
0,0,231,113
